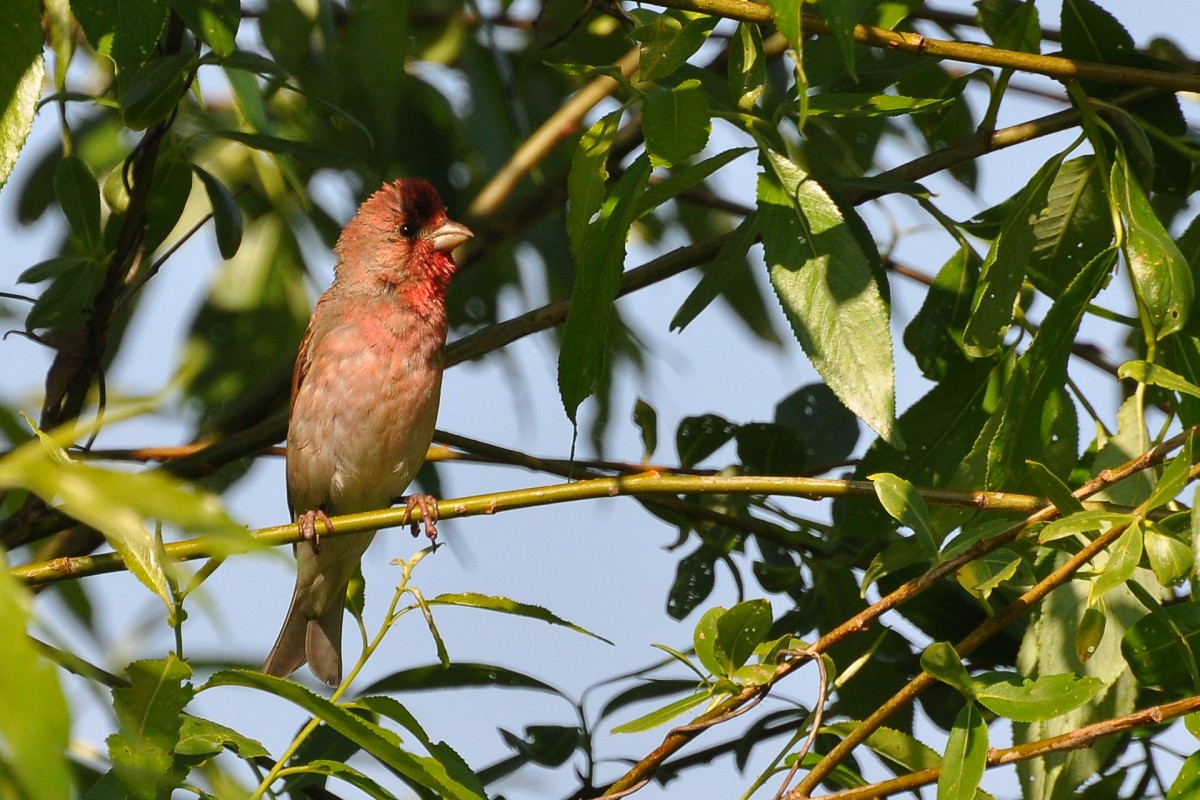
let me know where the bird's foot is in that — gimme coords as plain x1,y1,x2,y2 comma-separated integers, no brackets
297,508,335,554
400,494,440,544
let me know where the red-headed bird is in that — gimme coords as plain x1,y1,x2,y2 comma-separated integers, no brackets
264,178,472,685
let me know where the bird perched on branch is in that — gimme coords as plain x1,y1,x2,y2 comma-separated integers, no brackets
263,178,472,685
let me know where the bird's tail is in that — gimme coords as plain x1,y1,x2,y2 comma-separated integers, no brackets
263,580,345,687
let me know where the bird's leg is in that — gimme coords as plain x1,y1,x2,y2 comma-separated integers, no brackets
297,507,335,554
399,494,440,543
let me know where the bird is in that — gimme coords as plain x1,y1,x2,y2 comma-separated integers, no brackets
263,177,472,685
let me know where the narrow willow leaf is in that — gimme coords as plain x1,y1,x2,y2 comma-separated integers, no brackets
1039,510,1133,543
194,166,243,259
971,671,1104,721
121,52,195,130
671,213,760,332
1121,602,1200,688
1117,360,1200,398
963,149,1069,356
204,670,487,800
0,550,71,800
611,689,709,734
810,0,873,79
175,715,268,759
728,22,765,110
1113,154,1192,338
632,398,658,461
1075,603,1106,663
54,155,102,252
1143,435,1193,511
981,247,1117,488
1168,754,1200,800
558,155,652,422
938,702,988,800
758,151,896,444
630,10,717,83
806,93,954,117
634,147,751,219
1144,522,1192,587
169,0,239,57
362,663,563,697
921,642,974,696
0,0,43,191
1088,521,1143,604
109,657,194,799
643,79,710,168
870,473,938,557
713,599,773,675
956,548,1022,601
1025,460,1085,515
428,592,612,644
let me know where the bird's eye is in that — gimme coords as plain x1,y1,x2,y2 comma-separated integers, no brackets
399,223,419,238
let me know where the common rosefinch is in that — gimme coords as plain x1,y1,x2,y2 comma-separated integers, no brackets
263,178,472,685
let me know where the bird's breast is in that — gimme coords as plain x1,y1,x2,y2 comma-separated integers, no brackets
286,298,446,515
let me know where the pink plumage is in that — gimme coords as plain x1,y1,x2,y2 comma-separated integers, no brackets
263,178,472,685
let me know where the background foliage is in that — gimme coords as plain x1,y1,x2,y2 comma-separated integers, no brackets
3,0,1200,798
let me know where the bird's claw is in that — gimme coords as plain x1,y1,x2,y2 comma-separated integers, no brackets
401,494,440,545
297,508,334,554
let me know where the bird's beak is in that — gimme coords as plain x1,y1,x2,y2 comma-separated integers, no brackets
430,219,473,252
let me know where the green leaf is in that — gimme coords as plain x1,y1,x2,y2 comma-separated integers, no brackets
667,546,718,619
169,0,239,57
675,413,736,468
1039,510,1134,543
1144,522,1192,588
1025,460,1085,515
693,605,724,676
980,247,1117,489
970,671,1104,721
566,109,620,264
108,657,194,800
671,213,759,332
1144,434,1193,511
193,166,243,259
712,599,773,675
635,147,751,219
121,52,195,130
610,689,709,734
806,93,955,117
175,715,268,759
630,9,718,82
55,156,102,252
1118,359,1200,398
956,548,1023,602
1168,753,1200,800
1073,602,1108,663
204,670,487,800
73,0,168,90
17,255,94,284
644,79,710,168
870,473,938,558
862,538,928,596
294,760,397,800
0,0,44,191
810,0,872,79
1028,156,1111,296
768,0,803,52
428,592,612,644
0,550,71,800
1122,601,1200,688
143,151,194,254
362,663,562,697
775,382,859,467
558,154,653,422
977,0,1042,52
1088,521,1143,604
758,151,896,444
1113,154,1193,338
728,22,765,110
356,697,487,798
632,398,658,461
24,257,104,331
921,642,974,696
904,246,982,380
0,421,249,609
937,702,987,800
963,148,1070,356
